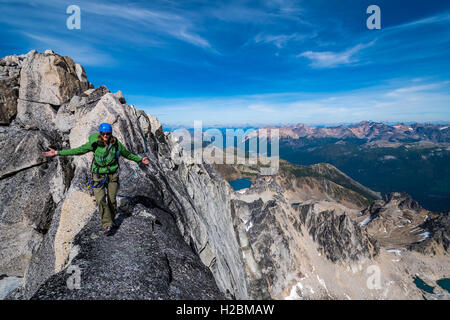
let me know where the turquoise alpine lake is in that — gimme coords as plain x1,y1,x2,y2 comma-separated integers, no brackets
437,278,450,293
413,276,434,293
229,178,252,191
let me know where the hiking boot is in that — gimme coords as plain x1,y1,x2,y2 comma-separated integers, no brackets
103,225,113,235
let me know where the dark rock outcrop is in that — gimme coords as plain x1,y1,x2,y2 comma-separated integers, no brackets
296,204,378,262
358,192,432,248
410,212,450,255
30,203,223,300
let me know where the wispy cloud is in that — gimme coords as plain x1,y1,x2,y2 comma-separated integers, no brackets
23,33,115,66
297,41,375,68
82,2,213,50
386,12,450,32
135,79,450,126
385,82,448,97
254,32,312,48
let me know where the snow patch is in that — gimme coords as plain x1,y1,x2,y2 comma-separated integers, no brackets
360,215,375,227
285,282,303,300
237,188,248,194
285,281,314,300
387,249,403,255
418,231,431,242
245,220,253,232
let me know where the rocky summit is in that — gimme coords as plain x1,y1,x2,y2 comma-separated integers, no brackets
0,50,449,300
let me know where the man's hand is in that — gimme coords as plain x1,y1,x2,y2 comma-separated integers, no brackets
43,148,58,158
141,157,150,165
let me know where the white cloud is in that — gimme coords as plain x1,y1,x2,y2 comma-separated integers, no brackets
385,83,447,97
135,80,450,126
297,41,375,68
82,2,213,50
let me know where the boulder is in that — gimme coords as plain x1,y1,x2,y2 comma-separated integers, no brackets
19,51,89,106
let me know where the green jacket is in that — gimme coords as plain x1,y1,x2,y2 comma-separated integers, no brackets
59,133,143,174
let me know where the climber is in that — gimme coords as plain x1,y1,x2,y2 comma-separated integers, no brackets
42,123,150,235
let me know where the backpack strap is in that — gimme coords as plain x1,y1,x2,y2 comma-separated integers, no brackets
90,139,119,174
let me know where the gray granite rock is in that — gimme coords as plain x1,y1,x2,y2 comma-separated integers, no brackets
19,51,89,106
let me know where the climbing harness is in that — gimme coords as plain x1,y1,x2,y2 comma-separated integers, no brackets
86,139,117,189
86,173,109,189
85,135,148,189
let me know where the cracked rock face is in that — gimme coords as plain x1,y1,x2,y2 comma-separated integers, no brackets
0,127,66,276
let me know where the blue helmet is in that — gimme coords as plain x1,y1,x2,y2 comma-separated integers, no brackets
98,123,112,133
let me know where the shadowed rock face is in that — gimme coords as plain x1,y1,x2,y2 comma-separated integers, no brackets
30,203,223,300
296,204,378,263
409,212,450,255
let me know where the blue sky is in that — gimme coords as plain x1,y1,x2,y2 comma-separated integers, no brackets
1,0,450,126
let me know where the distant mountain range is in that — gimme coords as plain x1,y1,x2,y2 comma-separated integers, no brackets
254,122,450,213
250,121,450,143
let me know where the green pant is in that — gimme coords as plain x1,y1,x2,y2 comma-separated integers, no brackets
93,172,119,229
